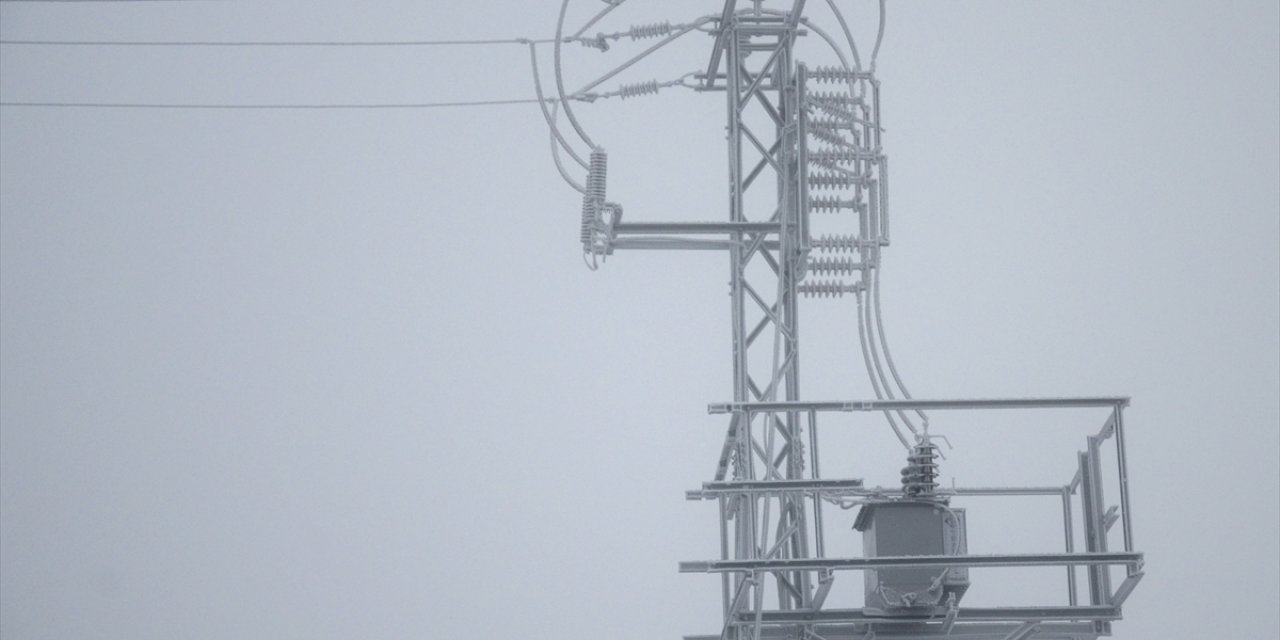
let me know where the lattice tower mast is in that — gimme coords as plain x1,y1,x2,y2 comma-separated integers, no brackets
578,2,891,631
562,2,1144,638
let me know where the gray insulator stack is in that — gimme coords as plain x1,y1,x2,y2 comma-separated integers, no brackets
581,148,608,247
811,148,878,165
810,234,860,253
807,256,862,275
809,116,856,132
629,21,673,39
808,196,856,214
808,65,875,83
618,80,660,99
797,280,861,298
809,126,854,148
901,441,941,499
808,171,865,190
807,91,861,105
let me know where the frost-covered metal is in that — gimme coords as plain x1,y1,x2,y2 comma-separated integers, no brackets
540,2,1144,638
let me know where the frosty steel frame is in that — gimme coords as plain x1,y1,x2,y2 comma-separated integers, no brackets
682,396,1144,640
608,5,819,629
583,2,1143,638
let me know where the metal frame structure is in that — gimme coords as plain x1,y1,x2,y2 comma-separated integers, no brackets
682,396,1143,640
562,2,1143,638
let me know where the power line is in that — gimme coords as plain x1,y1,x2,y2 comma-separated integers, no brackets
0,98,559,109
0,37,560,47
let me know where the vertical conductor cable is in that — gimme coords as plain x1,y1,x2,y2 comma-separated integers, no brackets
873,260,929,430
548,102,587,194
863,270,920,436
856,291,911,449
555,0,598,149
799,19,866,101
822,0,864,73
870,0,887,73
525,42,590,182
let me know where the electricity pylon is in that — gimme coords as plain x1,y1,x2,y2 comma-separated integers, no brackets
563,3,1144,638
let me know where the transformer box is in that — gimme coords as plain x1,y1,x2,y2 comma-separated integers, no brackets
854,500,969,615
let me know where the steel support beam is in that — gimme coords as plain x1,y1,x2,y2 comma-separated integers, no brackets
709,397,1130,414
680,551,1144,573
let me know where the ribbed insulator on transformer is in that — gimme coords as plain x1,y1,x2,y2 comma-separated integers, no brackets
797,280,861,298
581,148,608,246
618,79,660,99
808,65,875,83
901,441,941,499
629,21,673,40
807,256,862,275
808,196,855,214
810,234,859,252
810,148,877,165
808,171,865,190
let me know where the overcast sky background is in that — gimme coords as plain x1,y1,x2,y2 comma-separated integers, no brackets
1,1,1277,639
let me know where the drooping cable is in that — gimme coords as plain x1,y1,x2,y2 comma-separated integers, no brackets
864,266,921,437
799,18,866,100
873,259,929,431
0,98,561,109
821,0,863,73
524,41,590,172
870,0,887,73
0,37,565,47
548,102,587,194
856,290,910,449
554,0,598,149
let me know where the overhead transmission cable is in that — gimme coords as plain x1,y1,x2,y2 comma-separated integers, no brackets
0,37,567,47
0,98,567,109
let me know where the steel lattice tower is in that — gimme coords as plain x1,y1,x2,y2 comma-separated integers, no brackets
564,2,1144,638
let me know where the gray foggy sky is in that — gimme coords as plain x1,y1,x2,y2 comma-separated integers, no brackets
1,1,1277,639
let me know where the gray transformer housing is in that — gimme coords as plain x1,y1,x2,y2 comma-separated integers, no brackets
854,500,970,615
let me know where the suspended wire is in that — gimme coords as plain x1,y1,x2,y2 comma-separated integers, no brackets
869,0,887,73
863,266,920,437
855,290,911,450
822,0,863,73
872,258,929,431
554,0,597,149
0,98,566,109
0,37,564,47
524,40,590,171
547,102,586,194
